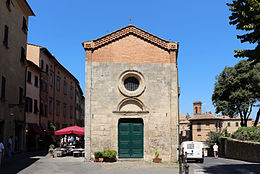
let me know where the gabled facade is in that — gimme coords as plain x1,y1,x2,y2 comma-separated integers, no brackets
83,25,179,162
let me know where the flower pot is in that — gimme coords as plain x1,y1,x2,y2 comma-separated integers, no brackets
153,158,162,163
104,158,116,162
98,158,104,162
94,158,99,162
50,154,54,158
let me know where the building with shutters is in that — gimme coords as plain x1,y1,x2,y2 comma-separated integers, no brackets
0,0,34,153
83,25,180,162
26,44,84,140
25,60,42,151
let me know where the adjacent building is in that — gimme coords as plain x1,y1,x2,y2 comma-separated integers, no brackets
26,44,84,134
83,25,180,162
188,101,253,142
25,60,42,151
0,0,34,152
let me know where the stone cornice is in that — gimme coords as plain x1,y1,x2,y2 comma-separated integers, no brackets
82,25,178,52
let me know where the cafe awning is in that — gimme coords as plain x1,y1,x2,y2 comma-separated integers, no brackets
28,123,43,135
54,126,84,136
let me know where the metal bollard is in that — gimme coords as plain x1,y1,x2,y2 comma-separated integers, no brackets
184,152,189,174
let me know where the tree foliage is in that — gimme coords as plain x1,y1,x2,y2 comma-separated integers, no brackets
206,130,224,146
227,0,260,62
231,126,260,142
212,60,260,127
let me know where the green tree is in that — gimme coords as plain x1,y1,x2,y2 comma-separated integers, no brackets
212,60,260,127
227,0,260,62
206,130,224,146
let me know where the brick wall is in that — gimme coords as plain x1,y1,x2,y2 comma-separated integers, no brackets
220,137,260,163
92,35,171,64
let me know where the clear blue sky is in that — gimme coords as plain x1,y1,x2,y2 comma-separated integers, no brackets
27,0,257,118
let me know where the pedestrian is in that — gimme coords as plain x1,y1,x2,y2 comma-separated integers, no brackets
8,136,12,157
213,143,219,158
0,138,5,168
63,135,68,147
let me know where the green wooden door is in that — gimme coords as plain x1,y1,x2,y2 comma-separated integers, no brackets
118,119,143,158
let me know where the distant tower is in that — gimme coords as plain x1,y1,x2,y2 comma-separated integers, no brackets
193,101,202,115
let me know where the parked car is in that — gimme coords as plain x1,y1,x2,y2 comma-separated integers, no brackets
180,141,204,163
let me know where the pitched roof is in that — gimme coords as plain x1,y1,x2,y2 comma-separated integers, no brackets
179,114,187,120
189,113,222,121
82,25,178,51
17,0,35,16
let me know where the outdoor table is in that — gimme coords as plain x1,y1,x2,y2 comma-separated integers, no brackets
55,147,67,157
72,148,84,157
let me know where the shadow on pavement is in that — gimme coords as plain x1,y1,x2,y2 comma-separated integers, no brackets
0,151,48,174
203,164,260,174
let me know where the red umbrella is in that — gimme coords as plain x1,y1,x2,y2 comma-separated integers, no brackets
54,126,84,136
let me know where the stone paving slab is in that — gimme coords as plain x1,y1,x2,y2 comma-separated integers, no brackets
18,155,179,174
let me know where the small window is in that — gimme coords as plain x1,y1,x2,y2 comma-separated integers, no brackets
46,65,49,74
63,81,67,95
27,71,32,83
19,87,23,104
6,0,11,11
22,17,28,32
49,99,52,114
63,103,66,117
197,123,201,130
236,122,239,127
187,144,194,149
56,101,60,116
56,77,60,91
40,102,43,115
34,99,38,113
40,60,44,69
34,76,38,87
21,47,26,62
40,79,43,90
227,122,231,127
1,76,6,99
25,97,32,112
49,73,53,86
3,25,9,47
124,77,139,91
70,86,73,98
29,98,32,112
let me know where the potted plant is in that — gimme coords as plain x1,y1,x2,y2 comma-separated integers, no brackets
103,149,117,162
94,151,104,162
49,144,55,158
153,151,162,163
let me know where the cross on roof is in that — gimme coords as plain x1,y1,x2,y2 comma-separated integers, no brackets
129,17,133,24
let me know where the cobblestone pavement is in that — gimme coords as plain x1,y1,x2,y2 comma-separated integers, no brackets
0,151,179,174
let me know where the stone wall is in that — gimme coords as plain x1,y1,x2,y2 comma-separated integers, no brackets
87,62,179,162
220,137,260,163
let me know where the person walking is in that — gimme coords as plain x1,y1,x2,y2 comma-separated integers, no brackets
213,143,219,158
8,136,12,157
0,138,5,168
